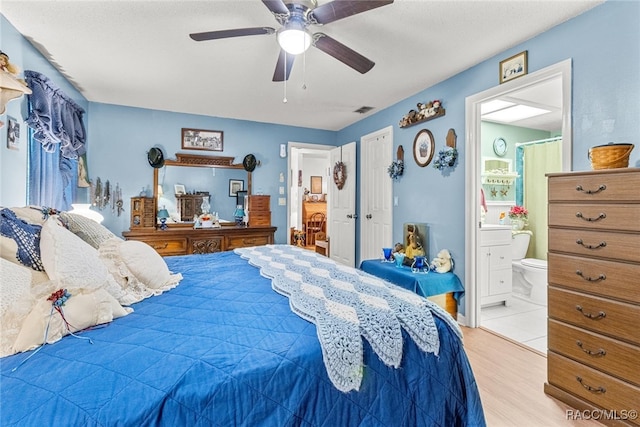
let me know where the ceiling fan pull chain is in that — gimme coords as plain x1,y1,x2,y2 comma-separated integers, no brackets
302,49,307,90
283,51,288,103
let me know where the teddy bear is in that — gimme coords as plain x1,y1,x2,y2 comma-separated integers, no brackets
431,249,453,273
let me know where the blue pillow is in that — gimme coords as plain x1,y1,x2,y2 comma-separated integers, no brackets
0,208,45,271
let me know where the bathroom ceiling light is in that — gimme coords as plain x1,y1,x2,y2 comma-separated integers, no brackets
482,104,551,123
481,99,515,115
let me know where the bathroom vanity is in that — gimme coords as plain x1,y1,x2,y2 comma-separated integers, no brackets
479,224,513,307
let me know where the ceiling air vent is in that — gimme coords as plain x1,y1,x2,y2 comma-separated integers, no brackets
354,106,374,114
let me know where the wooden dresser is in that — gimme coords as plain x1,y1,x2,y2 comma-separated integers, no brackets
123,225,276,256
545,168,640,426
245,195,271,227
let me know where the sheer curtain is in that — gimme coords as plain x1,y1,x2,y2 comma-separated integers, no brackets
25,71,85,211
521,140,562,259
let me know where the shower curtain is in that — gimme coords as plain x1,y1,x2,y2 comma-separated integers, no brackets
517,140,562,259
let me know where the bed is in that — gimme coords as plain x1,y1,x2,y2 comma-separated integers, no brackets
1,223,485,426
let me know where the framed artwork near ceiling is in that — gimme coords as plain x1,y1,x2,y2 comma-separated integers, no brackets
181,128,223,151
229,179,244,197
413,129,434,167
499,51,528,84
310,176,322,194
6,116,19,150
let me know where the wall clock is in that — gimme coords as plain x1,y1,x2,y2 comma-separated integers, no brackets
413,129,435,167
493,137,507,157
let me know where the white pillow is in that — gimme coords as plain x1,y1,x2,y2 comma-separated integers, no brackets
12,287,130,355
39,217,131,305
0,259,36,357
58,212,119,249
99,238,182,303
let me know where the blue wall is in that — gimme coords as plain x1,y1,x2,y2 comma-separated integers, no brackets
2,1,638,304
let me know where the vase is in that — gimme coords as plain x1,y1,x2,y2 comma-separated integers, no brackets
511,218,525,230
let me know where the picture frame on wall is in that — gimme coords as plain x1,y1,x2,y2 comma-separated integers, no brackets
229,179,244,197
310,176,322,194
174,184,186,195
413,129,435,167
499,51,528,84
6,116,19,150
181,128,224,151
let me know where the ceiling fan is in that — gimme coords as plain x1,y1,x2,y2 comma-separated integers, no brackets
189,0,394,82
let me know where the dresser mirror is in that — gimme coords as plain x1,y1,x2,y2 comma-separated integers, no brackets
153,153,251,227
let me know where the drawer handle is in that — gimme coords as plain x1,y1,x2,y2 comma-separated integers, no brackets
575,212,606,222
575,305,606,320
576,340,606,357
152,243,169,250
575,184,606,194
575,239,606,250
576,376,606,394
575,270,606,282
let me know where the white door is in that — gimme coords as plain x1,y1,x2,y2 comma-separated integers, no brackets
360,127,393,262
329,142,356,267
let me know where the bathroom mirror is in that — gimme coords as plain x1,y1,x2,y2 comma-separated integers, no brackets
153,153,251,227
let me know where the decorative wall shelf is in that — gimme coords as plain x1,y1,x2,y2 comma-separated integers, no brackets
0,70,32,114
481,173,519,186
399,108,445,128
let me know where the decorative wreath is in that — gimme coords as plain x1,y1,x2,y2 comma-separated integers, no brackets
387,160,404,180
333,161,347,190
433,147,458,170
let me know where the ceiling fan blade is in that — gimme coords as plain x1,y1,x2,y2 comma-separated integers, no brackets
310,0,394,25
190,27,275,42
313,33,374,74
272,49,296,82
262,0,290,16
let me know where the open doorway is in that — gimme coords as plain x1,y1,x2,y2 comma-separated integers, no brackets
464,59,573,353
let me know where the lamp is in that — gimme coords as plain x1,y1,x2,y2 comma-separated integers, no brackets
277,17,311,55
234,205,245,227
70,203,104,223
157,208,170,230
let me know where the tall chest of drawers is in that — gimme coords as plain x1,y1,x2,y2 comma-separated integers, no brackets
545,168,640,426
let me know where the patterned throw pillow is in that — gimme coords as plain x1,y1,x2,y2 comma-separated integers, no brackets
58,211,118,249
0,208,45,271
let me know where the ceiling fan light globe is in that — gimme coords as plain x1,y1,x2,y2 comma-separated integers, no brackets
277,27,311,55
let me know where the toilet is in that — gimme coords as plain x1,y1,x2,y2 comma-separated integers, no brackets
511,231,548,306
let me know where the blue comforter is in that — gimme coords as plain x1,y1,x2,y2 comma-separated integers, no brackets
1,251,485,426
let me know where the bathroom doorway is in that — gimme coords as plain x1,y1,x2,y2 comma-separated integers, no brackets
464,59,573,353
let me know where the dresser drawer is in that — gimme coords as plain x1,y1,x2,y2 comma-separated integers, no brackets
189,237,223,254
548,170,640,203
247,195,270,211
548,204,640,232
247,212,271,226
548,351,640,423
548,253,640,304
141,238,188,256
549,287,640,346
227,234,271,250
548,228,640,263
548,319,640,386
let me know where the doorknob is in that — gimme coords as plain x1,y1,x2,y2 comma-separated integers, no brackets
347,213,359,219
366,214,372,219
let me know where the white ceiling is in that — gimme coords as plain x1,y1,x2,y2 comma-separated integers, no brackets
1,0,602,131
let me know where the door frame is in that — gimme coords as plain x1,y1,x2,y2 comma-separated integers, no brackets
463,59,573,327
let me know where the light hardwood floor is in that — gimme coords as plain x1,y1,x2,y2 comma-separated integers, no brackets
463,327,604,427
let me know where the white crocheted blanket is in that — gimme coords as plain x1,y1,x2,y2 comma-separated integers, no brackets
235,245,462,392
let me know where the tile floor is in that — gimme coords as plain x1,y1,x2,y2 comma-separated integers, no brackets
480,296,547,354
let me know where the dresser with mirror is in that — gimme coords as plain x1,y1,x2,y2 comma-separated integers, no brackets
123,153,276,255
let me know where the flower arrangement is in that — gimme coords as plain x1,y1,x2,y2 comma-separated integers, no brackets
387,160,404,179
433,147,458,170
508,205,528,220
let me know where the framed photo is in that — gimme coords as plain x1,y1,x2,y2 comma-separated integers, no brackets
174,184,186,195
6,116,19,150
499,51,528,84
413,129,435,167
310,176,322,194
229,179,244,197
181,128,223,152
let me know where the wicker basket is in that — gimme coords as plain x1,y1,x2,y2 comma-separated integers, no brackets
589,143,634,170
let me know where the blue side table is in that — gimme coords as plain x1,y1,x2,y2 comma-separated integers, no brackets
360,260,464,316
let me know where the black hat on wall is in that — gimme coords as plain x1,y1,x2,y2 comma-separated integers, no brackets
147,147,165,168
